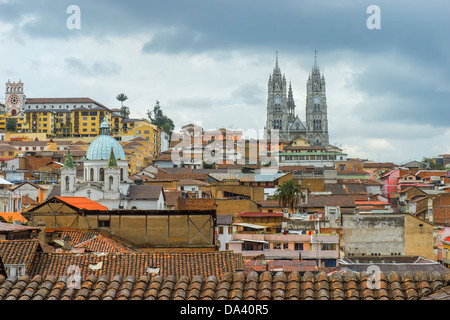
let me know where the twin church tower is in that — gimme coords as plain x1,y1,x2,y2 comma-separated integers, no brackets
265,51,329,146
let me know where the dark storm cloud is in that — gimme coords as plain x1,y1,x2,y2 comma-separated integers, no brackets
3,0,449,61
2,0,449,154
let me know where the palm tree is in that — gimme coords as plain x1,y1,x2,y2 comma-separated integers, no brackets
273,179,304,215
116,93,128,108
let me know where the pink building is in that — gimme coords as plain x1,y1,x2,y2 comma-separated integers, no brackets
437,227,450,263
381,168,410,198
228,233,339,267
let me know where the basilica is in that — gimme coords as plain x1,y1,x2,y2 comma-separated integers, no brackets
265,52,330,146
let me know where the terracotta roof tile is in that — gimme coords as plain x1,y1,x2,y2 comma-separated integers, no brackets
1,253,450,300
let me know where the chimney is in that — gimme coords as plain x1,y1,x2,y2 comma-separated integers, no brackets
12,220,21,225
36,221,46,243
63,235,72,251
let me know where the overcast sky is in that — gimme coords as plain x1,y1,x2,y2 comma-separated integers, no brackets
1,0,449,164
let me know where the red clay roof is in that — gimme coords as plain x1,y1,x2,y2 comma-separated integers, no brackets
237,212,284,218
54,197,109,210
354,200,390,205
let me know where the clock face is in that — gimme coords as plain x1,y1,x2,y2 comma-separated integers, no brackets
274,96,280,104
313,96,320,104
9,95,19,106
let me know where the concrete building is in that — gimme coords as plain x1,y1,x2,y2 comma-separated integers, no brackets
342,211,435,260
228,233,339,267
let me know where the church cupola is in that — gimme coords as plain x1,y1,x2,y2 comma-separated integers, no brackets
61,149,76,195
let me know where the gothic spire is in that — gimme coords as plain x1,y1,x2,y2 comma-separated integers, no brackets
62,149,74,169
106,147,118,168
273,51,281,74
313,49,320,73
287,82,296,114
288,82,294,100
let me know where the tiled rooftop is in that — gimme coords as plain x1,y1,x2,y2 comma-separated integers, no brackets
0,270,449,300
27,251,241,280
0,239,42,267
56,230,136,254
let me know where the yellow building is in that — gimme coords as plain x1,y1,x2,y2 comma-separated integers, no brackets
122,121,161,159
4,98,115,138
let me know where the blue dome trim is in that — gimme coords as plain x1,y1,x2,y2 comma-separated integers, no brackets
86,122,126,160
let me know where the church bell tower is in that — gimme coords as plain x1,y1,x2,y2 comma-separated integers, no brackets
305,51,329,146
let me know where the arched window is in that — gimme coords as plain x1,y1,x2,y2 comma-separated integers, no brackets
90,168,94,181
109,176,114,190
65,176,70,191
100,168,104,181
120,168,124,181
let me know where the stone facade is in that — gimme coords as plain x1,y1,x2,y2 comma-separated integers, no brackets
265,52,329,146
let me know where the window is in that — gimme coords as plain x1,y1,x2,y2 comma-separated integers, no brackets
273,243,281,250
228,226,233,234
294,243,303,251
5,264,26,277
144,130,149,134
98,220,110,228
321,244,336,251
218,227,223,234
339,165,345,171
283,243,289,250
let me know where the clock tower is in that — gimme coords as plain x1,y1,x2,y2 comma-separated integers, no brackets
305,51,329,146
266,52,289,139
5,80,25,116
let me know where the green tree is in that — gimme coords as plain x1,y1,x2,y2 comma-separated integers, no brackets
120,106,130,119
6,118,17,132
421,157,445,170
273,179,304,215
147,100,175,136
116,93,128,107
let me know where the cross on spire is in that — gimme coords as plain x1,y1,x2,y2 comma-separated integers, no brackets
314,49,318,70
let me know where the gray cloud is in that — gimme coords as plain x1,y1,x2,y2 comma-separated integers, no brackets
64,57,121,77
1,0,449,163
